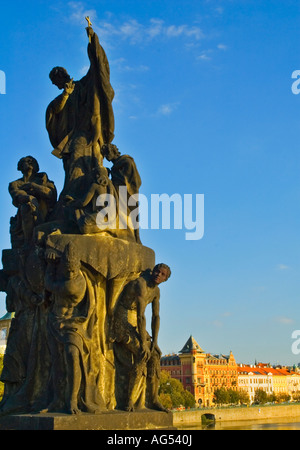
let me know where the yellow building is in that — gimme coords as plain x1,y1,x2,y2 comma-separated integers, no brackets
238,365,300,402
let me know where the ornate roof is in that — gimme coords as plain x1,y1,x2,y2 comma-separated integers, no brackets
179,335,205,354
0,312,13,321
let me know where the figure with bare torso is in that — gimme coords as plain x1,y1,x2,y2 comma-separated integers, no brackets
111,264,171,411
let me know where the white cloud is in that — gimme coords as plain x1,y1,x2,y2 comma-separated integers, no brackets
276,316,294,325
66,3,204,46
156,102,179,116
217,43,228,50
165,24,204,40
67,1,97,26
111,58,149,73
98,19,204,45
277,264,290,271
79,65,89,76
197,52,212,61
119,19,144,43
147,19,164,39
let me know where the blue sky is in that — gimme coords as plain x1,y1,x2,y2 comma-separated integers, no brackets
1,0,300,365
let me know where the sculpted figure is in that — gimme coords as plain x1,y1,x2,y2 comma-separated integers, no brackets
102,144,142,243
9,156,57,248
111,264,171,411
46,22,115,201
0,274,42,405
0,262,47,415
44,242,105,414
63,166,117,235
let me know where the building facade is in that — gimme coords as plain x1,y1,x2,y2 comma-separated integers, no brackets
0,312,13,355
161,336,300,406
238,366,273,403
161,335,238,407
238,365,300,402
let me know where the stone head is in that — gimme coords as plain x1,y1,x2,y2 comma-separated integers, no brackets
17,156,39,175
101,144,121,162
49,66,71,90
152,263,171,285
60,242,81,280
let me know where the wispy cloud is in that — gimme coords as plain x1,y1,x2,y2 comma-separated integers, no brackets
79,65,89,76
277,264,290,271
275,316,294,325
67,1,97,25
196,44,227,62
98,18,204,46
66,2,205,47
110,58,149,73
211,311,232,328
156,102,180,116
197,52,212,61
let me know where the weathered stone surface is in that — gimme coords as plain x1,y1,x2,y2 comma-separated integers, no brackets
0,18,172,420
2,249,21,275
0,410,174,430
46,234,155,279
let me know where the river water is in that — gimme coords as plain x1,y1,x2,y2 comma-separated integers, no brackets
178,417,300,430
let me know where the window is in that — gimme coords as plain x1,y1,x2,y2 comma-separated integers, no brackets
0,328,7,340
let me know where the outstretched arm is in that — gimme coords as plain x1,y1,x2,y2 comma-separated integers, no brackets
9,181,33,207
51,80,75,114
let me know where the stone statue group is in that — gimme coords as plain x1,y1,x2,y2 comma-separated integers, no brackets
0,21,171,415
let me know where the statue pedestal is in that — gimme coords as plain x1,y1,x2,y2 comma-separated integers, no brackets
0,234,158,415
45,233,155,279
0,410,175,430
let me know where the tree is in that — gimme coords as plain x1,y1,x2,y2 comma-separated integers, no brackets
267,392,277,403
238,389,250,405
228,388,240,404
213,387,229,405
182,389,196,408
158,392,172,410
254,388,268,404
276,393,290,403
214,388,250,405
158,371,196,409
292,392,300,402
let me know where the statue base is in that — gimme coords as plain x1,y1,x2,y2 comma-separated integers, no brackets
0,410,175,430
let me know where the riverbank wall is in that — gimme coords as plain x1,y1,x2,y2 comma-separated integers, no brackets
173,404,300,426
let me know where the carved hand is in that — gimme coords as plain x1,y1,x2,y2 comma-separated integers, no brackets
141,343,151,361
64,79,75,95
45,249,59,263
86,26,94,39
